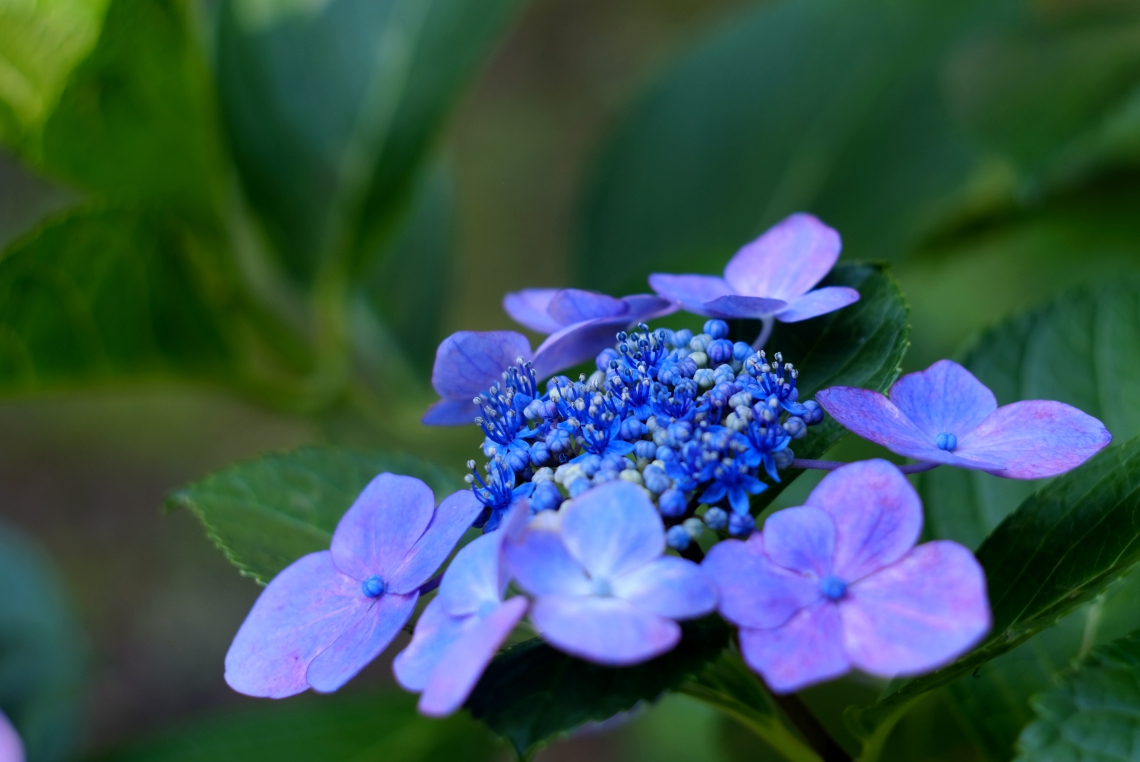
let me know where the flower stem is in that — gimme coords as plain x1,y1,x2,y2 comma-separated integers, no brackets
752,315,776,350
418,574,442,595
768,692,852,762
791,459,940,475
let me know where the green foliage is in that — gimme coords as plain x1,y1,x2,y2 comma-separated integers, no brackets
167,446,463,584
748,263,910,513
465,616,730,758
1014,628,1140,761
0,207,241,391
0,519,86,762
847,437,1140,760
85,689,499,762
216,0,524,284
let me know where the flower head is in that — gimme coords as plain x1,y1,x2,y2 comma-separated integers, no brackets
224,474,482,697
816,359,1112,478
505,480,717,665
702,460,990,693
424,331,535,426
0,709,23,762
394,507,529,717
649,214,859,324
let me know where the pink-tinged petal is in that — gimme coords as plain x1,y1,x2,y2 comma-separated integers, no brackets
804,460,922,582
763,506,835,578
738,601,850,694
0,709,24,762
388,489,483,593
224,551,366,698
702,295,787,319
419,597,529,717
775,286,860,323
503,289,563,334
531,315,633,379
331,474,435,582
547,289,628,324
392,597,469,692
560,481,664,580
815,387,951,463
648,273,733,315
622,294,678,322
612,556,717,619
422,397,480,426
306,591,419,692
430,331,533,400
723,213,841,300
531,595,680,666
438,530,505,617
888,360,997,441
505,525,592,597
701,535,818,629
841,541,990,677
957,400,1113,479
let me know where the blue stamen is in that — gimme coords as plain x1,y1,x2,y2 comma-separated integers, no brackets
936,432,958,451
819,575,847,601
362,575,386,598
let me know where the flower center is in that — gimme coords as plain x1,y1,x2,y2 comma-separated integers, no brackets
935,432,957,451
819,575,847,601
361,575,386,598
592,578,614,597
476,600,498,618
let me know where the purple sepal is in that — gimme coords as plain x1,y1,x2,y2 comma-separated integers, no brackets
388,489,484,593
531,595,681,666
776,286,861,323
702,295,788,320
0,709,23,762
530,294,673,377
503,289,562,334
425,331,534,426
646,274,732,316
306,591,419,692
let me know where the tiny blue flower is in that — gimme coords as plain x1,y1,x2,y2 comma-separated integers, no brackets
666,525,691,551
659,488,688,517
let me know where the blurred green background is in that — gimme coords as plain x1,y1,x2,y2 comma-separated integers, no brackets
1,0,1138,759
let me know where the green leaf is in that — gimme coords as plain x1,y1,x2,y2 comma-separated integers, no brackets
465,616,730,758
0,519,86,762
215,0,523,285
1014,628,1140,761
0,207,242,391
846,437,1140,760
168,446,463,584
0,0,110,150
40,0,228,212
748,262,910,513
85,689,499,762
576,0,1006,295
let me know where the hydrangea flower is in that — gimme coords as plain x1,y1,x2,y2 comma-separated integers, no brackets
816,359,1112,478
505,480,717,665
648,214,860,335
0,710,22,762
702,460,990,693
394,507,528,716
225,474,481,697
424,331,535,426
503,288,674,375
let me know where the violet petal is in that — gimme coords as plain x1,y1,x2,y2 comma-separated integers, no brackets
546,289,628,324
430,330,533,400
702,294,788,319
331,474,435,582
505,525,592,597
775,286,860,323
306,591,419,692
647,273,733,315
763,506,836,578
422,398,480,426
388,489,484,593
224,551,366,698
622,293,678,322
531,314,639,379
503,288,563,334
438,529,506,617
559,481,664,580
612,556,717,619
958,400,1113,479
392,597,469,692
419,597,529,717
0,709,22,762
841,541,990,677
723,213,842,301
702,535,819,629
805,460,922,581
815,386,945,461
737,601,850,694
888,360,997,441
531,594,680,666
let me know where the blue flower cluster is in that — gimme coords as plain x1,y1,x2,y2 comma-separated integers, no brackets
465,319,824,549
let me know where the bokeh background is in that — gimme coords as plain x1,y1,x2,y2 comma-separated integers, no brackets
1,0,1138,759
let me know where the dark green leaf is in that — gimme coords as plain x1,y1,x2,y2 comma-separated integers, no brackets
748,263,910,513
216,0,523,284
465,616,730,758
168,446,464,584
0,207,241,391
1014,628,1140,761
40,0,227,213
0,519,86,762
846,437,1140,760
85,689,499,762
